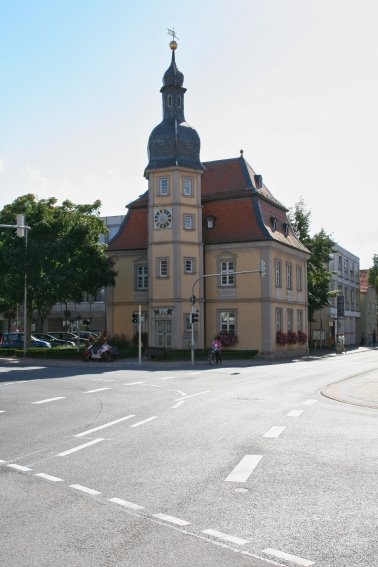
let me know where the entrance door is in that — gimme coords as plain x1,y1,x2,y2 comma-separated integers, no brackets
155,320,172,348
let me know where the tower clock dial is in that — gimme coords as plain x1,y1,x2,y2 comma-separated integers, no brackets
154,207,172,229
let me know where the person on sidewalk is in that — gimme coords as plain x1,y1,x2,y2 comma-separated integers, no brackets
212,336,222,365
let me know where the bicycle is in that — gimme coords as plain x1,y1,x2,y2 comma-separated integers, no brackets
208,348,216,365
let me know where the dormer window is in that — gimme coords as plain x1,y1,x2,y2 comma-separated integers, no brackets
270,216,277,231
254,174,263,189
283,222,289,236
167,94,172,107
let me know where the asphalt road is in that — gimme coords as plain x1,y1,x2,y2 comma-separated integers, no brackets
0,351,377,567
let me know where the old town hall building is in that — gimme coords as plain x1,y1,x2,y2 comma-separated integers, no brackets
106,40,310,357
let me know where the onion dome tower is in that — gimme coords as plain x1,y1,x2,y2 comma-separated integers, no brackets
144,40,204,174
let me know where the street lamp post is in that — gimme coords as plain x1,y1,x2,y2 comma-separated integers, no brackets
0,215,31,357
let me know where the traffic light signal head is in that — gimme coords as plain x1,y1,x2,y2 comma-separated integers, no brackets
132,313,139,324
191,312,199,324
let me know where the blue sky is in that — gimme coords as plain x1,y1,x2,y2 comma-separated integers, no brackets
1,0,377,268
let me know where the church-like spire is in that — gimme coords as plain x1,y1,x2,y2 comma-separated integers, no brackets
144,39,204,176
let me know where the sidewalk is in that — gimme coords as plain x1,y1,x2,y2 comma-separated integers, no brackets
319,346,378,409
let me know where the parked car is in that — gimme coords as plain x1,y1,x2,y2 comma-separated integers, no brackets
48,331,90,345
0,332,51,348
33,333,76,348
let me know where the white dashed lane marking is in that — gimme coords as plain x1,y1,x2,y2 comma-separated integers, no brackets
7,464,32,472
152,513,190,526
35,473,63,482
287,409,304,417
171,400,184,409
263,548,314,566
109,497,144,510
32,396,66,405
302,399,317,406
75,415,135,437
70,484,101,496
263,426,286,438
57,438,104,457
174,391,210,401
225,455,263,482
84,387,112,394
202,529,248,546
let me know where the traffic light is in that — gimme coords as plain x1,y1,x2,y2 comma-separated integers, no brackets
132,313,139,324
191,313,199,324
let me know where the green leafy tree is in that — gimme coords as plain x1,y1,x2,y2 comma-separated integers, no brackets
368,254,378,292
289,199,337,322
0,194,117,338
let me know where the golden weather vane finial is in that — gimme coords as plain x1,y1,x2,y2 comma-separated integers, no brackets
167,27,179,42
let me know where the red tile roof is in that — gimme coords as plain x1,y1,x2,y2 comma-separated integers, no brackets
108,156,308,255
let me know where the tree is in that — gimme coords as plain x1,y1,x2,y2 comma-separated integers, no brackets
368,254,378,293
0,194,117,335
289,199,337,322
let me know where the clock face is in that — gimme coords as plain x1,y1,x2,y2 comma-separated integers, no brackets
154,208,172,229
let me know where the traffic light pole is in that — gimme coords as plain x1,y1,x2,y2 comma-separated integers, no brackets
190,262,266,366
138,304,142,365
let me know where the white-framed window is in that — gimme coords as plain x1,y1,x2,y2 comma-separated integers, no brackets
297,309,304,332
184,313,191,332
275,259,282,288
287,263,292,290
183,214,194,230
220,260,235,287
184,258,195,273
296,266,303,291
220,311,236,333
159,177,169,196
158,258,169,278
183,177,193,196
275,308,283,331
135,264,148,290
81,288,105,303
287,309,293,331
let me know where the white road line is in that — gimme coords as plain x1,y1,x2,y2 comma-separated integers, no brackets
303,399,317,405
84,387,112,394
35,473,63,482
0,460,6,463
152,513,190,526
263,548,314,566
57,438,104,456
70,484,101,496
0,410,5,413
171,401,184,409
160,376,177,380
202,529,248,546
75,415,135,437
287,409,304,417
263,426,286,438
123,381,145,386
32,396,66,405
130,416,157,428
225,455,263,482
108,497,144,510
175,390,210,401
7,464,32,472
175,390,187,396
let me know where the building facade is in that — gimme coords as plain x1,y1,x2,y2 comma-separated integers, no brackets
358,270,377,346
106,40,310,358
311,244,360,347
